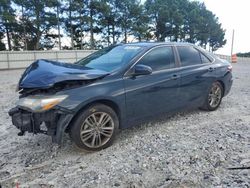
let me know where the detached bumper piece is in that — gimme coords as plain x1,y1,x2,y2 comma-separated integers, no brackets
8,107,74,144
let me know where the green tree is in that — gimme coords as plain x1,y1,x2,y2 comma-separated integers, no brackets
99,0,119,45
208,22,226,52
2,0,226,51
62,0,104,49
130,4,152,41
115,0,139,43
144,0,226,51
86,0,104,49
13,0,58,50
61,0,81,49
0,31,6,50
0,0,16,50
237,52,250,58
145,0,185,41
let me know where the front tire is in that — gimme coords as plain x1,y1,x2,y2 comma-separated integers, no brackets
70,104,119,152
201,81,223,111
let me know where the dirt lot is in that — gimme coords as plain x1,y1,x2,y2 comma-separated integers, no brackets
0,62,249,188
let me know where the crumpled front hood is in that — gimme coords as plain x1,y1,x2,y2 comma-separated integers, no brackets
18,59,108,89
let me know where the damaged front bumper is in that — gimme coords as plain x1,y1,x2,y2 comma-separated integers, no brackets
8,107,74,144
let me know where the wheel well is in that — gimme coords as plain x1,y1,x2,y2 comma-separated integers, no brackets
216,80,225,96
66,99,121,132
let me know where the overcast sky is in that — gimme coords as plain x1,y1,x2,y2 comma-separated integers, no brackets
200,0,250,55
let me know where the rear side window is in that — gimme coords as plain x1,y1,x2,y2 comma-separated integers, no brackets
200,53,211,63
177,46,202,66
137,46,175,71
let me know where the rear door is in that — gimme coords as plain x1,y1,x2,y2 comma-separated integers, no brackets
176,46,217,107
124,46,181,124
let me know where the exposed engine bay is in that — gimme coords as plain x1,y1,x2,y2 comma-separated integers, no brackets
19,79,94,97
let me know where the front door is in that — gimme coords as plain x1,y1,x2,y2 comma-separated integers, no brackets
124,46,181,124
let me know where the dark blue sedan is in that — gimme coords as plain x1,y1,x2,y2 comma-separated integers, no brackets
9,42,233,151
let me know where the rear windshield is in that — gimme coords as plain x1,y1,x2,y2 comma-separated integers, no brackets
76,45,144,72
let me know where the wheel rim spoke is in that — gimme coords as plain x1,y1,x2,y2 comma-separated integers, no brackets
101,116,111,127
81,129,92,134
102,127,113,130
87,117,95,126
100,131,112,138
90,114,97,124
97,132,102,146
83,118,91,127
98,113,106,125
215,87,220,94
91,132,97,147
81,131,93,142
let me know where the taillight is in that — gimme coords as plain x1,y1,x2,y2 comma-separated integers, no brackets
227,65,232,72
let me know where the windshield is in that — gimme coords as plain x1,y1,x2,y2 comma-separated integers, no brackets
76,45,144,72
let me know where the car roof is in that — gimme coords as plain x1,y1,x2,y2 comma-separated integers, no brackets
122,42,195,48
120,42,215,61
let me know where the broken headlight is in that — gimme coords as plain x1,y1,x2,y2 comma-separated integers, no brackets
17,95,68,112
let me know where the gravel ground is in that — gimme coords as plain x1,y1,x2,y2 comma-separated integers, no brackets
0,62,249,188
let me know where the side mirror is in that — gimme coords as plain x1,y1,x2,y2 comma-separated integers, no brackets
131,64,153,77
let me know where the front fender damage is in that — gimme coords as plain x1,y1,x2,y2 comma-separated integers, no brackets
8,107,74,145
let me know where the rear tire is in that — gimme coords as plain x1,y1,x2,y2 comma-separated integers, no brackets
70,104,119,152
201,81,223,111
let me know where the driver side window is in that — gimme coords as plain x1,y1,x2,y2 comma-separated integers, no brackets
137,46,175,71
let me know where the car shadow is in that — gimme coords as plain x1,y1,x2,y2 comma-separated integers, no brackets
114,107,207,146
57,107,207,154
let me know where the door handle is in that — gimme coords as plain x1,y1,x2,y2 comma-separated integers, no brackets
171,74,180,80
208,67,215,72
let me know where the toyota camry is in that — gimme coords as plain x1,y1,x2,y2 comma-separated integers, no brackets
8,42,233,151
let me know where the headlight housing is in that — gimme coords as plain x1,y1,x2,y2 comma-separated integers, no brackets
17,95,68,112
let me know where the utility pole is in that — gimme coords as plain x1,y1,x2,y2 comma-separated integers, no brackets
231,29,235,56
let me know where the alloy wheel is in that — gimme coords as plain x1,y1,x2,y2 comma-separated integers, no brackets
80,112,114,149
208,83,222,108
